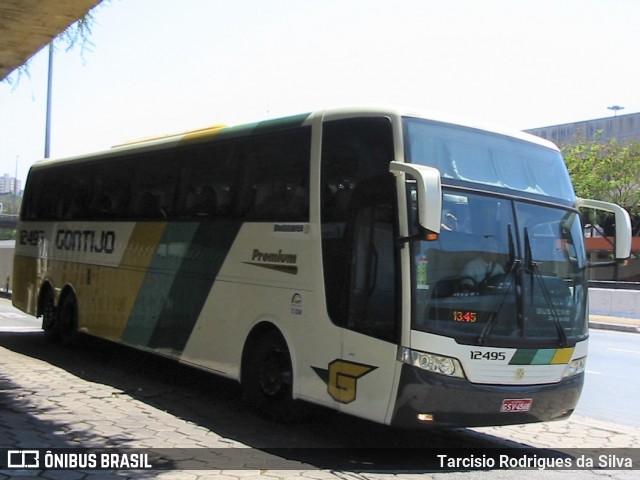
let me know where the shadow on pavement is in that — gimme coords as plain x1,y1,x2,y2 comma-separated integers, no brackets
0,330,549,471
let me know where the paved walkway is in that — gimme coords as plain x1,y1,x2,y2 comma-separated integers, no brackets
0,305,638,479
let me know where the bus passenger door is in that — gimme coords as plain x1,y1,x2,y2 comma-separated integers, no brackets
337,187,400,423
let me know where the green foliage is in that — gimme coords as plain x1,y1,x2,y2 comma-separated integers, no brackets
0,228,16,241
561,133,640,234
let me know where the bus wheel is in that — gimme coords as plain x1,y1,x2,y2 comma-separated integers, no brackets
41,292,59,342
242,330,305,422
58,294,79,347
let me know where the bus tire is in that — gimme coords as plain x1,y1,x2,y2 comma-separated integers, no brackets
41,290,59,342
58,293,79,347
241,330,307,422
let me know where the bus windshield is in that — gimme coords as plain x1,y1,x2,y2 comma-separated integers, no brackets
411,188,588,348
405,117,589,348
404,117,576,202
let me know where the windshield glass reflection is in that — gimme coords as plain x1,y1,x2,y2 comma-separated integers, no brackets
411,189,588,348
404,117,576,202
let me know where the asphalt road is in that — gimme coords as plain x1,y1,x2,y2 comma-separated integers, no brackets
577,328,640,428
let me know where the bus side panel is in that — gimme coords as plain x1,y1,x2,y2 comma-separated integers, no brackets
12,253,39,316
13,221,166,339
180,223,344,409
180,222,314,377
14,220,247,355
122,220,243,354
13,221,59,316
81,222,167,341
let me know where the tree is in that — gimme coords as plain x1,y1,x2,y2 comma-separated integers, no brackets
561,134,640,236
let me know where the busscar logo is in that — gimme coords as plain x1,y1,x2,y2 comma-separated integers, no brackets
7,450,39,468
243,248,298,274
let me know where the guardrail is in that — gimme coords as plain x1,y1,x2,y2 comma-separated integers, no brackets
0,215,18,229
589,281,640,291
589,286,640,319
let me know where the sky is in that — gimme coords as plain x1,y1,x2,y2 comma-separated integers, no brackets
1,0,639,186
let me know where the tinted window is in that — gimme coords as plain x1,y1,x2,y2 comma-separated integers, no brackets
23,127,311,223
180,142,236,218
321,118,394,224
23,164,97,221
240,128,311,222
87,160,132,219
320,117,397,339
128,152,181,219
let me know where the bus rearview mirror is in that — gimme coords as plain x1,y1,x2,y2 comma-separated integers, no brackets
577,197,632,261
390,161,442,235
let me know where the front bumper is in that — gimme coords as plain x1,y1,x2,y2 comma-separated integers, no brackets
390,363,583,428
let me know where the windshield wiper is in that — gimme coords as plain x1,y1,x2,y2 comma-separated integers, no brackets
524,228,568,348
478,225,519,345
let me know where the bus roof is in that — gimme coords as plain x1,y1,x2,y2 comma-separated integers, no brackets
316,105,559,151
29,105,558,170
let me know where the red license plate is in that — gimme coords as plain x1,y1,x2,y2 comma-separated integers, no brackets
500,398,533,412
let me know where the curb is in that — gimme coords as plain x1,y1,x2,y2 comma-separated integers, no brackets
589,321,640,334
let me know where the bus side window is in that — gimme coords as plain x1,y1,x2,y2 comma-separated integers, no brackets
181,142,235,219
130,152,181,220
347,201,397,342
132,192,163,218
90,160,132,219
240,128,311,222
22,169,61,220
320,118,395,332
60,167,92,220
184,186,218,217
321,118,394,224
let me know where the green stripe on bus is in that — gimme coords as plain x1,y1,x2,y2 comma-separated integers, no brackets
530,349,556,365
253,113,311,134
122,222,200,347
147,220,242,353
509,349,537,365
509,348,573,365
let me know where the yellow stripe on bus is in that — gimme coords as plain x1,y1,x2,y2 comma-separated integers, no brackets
103,222,168,340
551,347,574,365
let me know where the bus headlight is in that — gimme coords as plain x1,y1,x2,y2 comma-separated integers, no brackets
400,348,465,378
563,357,586,378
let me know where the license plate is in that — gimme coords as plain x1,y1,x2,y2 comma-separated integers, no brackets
500,398,533,412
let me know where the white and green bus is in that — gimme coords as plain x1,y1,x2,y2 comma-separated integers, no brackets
13,107,631,428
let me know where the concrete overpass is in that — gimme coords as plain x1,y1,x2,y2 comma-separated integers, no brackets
0,0,102,81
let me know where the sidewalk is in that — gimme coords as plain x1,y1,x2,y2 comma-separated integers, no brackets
589,314,640,333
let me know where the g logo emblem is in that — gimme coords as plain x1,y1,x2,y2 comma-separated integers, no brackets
326,359,376,404
312,359,377,404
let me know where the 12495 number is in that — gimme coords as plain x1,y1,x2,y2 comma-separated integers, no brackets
470,351,506,361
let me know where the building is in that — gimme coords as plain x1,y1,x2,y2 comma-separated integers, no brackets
526,112,640,282
525,111,640,145
0,174,21,195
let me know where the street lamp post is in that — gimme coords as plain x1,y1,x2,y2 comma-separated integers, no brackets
44,42,54,158
607,105,624,117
